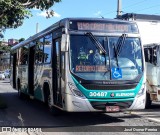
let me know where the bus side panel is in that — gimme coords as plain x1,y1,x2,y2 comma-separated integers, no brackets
34,64,52,101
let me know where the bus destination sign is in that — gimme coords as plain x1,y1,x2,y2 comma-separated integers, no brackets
75,65,108,72
78,22,129,32
69,21,138,33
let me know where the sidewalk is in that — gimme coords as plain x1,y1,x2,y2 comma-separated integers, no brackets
131,102,160,124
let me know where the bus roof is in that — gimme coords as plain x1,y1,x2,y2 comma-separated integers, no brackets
118,13,160,21
144,43,160,48
11,18,137,51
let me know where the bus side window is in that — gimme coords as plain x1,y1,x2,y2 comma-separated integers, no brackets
19,45,29,65
147,48,152,64
157,46,160,66
144,46,157,66
144,48,149,62
44,33,52,63
35,38,44,64
152,46,157,65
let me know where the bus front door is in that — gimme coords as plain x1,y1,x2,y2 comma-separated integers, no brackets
53,39,62,107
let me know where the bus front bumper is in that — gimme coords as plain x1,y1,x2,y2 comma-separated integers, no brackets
64,93,146,112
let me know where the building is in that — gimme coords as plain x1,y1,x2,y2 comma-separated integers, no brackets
0,38,19,70
117,13,160,45
8,38,19,46
117,13,160,21
0,41,8,46
0,52,10,71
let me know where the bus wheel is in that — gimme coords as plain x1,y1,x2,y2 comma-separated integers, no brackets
145,92,152,109
47,93,60,116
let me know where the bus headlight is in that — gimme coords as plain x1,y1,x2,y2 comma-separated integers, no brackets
68,82,85,98
137,85,145,96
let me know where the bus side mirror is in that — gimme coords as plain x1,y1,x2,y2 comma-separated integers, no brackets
61,34,69,52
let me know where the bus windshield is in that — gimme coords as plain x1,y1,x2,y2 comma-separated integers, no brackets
70,35,143,81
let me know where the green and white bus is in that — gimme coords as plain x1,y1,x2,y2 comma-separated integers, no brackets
10,18,146,114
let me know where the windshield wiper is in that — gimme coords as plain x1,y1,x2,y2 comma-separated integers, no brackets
113,34,127,68
116,34,127,56
113,43,119,68
85,32,109,76
85,32,107,55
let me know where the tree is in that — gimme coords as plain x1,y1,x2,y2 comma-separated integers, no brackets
19,38,25,43
0,0,61,31
0,43,11,54
0,37,26,53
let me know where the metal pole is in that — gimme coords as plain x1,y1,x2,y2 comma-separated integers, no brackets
117,0,122,18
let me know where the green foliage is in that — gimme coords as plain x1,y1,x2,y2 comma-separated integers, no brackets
19,38,25,43
0,41,10,53
0,0,30,29
0,0,61,30
0,44,11,54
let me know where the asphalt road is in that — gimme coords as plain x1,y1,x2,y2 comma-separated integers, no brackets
0,79,160,135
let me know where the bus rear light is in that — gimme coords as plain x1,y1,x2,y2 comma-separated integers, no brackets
68,82,85,98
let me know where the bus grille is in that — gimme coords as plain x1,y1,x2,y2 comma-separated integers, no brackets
90,101,133,110
82,84,136,90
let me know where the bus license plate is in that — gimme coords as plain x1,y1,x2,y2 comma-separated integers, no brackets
106,106,120,112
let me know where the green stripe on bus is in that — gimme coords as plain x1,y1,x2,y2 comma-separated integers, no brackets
71,75,143,99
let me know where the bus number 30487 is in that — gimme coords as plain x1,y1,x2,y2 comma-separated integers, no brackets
89,92,107,97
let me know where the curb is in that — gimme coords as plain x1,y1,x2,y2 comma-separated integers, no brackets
130,111,160,124
147,118,160,123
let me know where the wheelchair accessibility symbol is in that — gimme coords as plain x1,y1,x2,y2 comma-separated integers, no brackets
111,68,122,79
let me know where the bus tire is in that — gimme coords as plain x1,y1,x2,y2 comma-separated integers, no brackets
145,92,152,109
44,84,60,116
47,93,61,116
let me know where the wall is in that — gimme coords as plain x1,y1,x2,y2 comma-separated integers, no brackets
136,21,160,45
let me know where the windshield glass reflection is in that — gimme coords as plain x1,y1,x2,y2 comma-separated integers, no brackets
70,35,143,81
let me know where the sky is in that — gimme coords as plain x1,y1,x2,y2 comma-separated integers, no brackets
3,0,160,41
